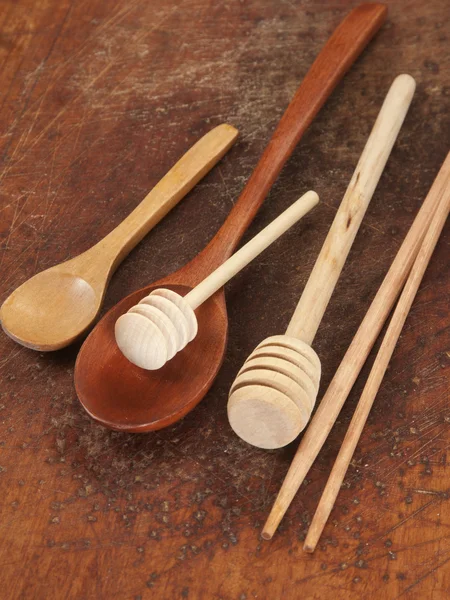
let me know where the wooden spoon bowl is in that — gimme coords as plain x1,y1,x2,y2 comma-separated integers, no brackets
75,284,227,431
1,269,99,350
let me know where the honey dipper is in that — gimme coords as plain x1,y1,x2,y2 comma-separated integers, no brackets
115,192,319,369
227,74,416,449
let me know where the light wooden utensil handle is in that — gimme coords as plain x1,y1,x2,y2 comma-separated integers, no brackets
115,193,319,371
286,74,416,344
185,192,319,309
261,155,448,541
95,124,238,270
304,152,450,553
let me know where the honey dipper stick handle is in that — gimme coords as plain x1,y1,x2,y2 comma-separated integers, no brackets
185,192,319,310
304,152,450,552
286,74,416,345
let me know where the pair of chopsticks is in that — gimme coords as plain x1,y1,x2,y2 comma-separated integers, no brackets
262,151,450,548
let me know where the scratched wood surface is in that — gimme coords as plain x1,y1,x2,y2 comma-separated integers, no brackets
0,1,449,598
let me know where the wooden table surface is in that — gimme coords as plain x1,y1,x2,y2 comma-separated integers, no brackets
0,0,449,598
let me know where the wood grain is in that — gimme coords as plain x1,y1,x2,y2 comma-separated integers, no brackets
0,1,449,599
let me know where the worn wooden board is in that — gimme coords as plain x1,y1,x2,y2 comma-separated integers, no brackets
0,0,449,598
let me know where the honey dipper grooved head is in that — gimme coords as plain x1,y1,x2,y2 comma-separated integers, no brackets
115,289,197,370
227,335,321,449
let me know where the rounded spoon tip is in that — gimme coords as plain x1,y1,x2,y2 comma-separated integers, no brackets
1,270,100,351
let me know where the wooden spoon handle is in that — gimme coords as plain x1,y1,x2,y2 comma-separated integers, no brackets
93,124,238,271
189,3,387,280
286,74,415,344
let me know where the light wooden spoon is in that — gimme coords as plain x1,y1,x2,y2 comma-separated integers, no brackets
0,124,238,351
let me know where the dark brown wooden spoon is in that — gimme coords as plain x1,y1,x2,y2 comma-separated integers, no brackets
74,3,388,431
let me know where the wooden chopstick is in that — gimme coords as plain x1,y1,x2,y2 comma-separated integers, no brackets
262,153,450,540
304,151,450,552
